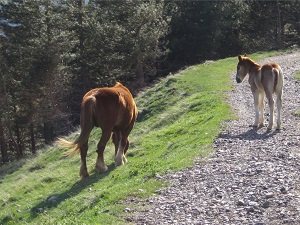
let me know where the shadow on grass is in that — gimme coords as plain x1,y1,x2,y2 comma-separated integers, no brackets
29,162,116,218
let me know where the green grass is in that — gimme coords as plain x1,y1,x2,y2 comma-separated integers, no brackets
0,51,281,224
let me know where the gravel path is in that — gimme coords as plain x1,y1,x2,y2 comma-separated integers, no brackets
127,51,300,225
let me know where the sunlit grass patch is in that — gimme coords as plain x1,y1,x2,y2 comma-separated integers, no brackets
0,51,281,224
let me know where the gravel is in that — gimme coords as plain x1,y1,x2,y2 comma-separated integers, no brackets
126,51,300,225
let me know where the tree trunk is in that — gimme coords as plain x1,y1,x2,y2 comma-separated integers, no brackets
14,120,23,157
276,1,283,49
0,119,9,163
2,73,21,159
30,123,36,154
135,57,145,85
78,0,84,56
44,122,54,145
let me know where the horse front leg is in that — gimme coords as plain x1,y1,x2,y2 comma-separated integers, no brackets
80,142,90,178
112,131,121,156
115,138,126,167
116,123,135,166
95,130,111,173
113,132,129,164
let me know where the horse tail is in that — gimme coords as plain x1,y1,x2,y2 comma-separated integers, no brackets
58,138,80,156
58,96,96,156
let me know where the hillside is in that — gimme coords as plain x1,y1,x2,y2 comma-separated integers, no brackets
0,52,279,224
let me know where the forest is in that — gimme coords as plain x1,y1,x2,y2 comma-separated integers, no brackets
0,0,300,163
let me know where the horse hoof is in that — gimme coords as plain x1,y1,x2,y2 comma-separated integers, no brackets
96,165,108,173
266,128,272,133
80,166,89,178
258,123,265,128
80,172,90,179
115,160,124,167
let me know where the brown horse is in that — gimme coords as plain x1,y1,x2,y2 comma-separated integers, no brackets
236,54,284,131
59,82,138,178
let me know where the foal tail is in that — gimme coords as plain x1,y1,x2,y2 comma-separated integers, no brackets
272,66,284,94
58,96,96,156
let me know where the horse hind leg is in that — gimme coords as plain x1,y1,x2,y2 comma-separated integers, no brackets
80,142,90,178
95,130,111,173
276,90,283,130
265,91,275,131
252,92,260,127
258,92,265,127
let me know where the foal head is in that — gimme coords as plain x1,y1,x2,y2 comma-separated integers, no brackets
236,54,260,84
236,54,249,83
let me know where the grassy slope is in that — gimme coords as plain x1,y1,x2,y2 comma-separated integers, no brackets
0,52,280,225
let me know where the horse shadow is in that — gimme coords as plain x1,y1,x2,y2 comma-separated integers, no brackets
29,162,115,218
219,126,281,141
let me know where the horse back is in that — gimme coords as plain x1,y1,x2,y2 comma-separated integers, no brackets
82,83,137,130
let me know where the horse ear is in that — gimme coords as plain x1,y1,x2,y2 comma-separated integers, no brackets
238,55,242,61
244,53,247,57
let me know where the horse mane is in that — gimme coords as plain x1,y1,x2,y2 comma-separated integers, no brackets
240,56,260,67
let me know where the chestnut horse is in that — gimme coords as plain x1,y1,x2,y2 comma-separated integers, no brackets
236,54,284,131
59,82,138,178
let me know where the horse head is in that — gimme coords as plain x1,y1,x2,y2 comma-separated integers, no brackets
236,54,249,83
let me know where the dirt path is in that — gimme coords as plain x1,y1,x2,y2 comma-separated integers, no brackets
128,51,300,225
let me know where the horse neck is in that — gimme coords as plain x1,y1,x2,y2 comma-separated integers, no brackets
245,59,260,75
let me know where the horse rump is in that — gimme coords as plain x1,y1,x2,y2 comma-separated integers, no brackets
58,95,96,156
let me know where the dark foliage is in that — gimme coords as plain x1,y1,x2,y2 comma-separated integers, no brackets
0,0,299,163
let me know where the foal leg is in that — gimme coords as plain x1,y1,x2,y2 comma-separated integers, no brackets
258,92,265,127
276,90,283,130
265,91,275,131
252,92,260,127
80,142,90,178
95,130,111,173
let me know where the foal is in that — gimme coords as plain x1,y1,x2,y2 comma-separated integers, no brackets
236,54,284,131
